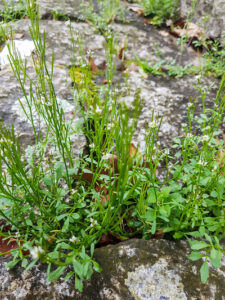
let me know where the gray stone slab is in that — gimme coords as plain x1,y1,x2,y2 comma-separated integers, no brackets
0,238,224,299
179,0,225,42
0,18,220,150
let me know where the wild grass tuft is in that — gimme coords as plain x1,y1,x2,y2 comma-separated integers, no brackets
0,0,224,290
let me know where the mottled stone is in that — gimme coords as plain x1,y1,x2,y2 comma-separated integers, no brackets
0,19,219,150
37,0,84,20
0,239,224,299
179,0,225,42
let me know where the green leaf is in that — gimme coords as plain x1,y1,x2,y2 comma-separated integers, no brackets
47,266,66,282
161,187,171,198
210,249,221,268
188,251,203,261
75,277,83,292
210,191,218,198
144,209,155,222
93,261,102,273
73,259,83,279
55,162,64,182
190,241,209,250
83,168,92,174
68,168,78,176
43,176,53,187
71,213,80,220
159,205,171,217
64,271,74,281
83,261,93,279
22,258,28,268
90,243,95,257
173,232,184,239
204,233,212,244
25,219,33,226
151,219,156,234
62,217,70,233
57,242,73,250
6,259,20,270
56,213,68,221
200,260,209,283
187,232,203,238
147,189,156,203
26,258,38,270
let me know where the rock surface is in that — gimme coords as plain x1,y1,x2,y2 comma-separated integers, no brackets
0,238,224,299
0,18,220,149
179,0,225,42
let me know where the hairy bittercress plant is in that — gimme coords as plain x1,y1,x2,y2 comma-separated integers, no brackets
0,0,224,290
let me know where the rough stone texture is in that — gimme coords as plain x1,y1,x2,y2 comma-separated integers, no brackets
0,0,224,42
179,0,225,42
0,239,224,299
37,0,84,20
0,19,220,149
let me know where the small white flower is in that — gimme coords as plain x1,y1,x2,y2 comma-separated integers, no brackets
87,50,94,57
197,159,207,166
149,121,157,129
107,123,113,130
65,20,70,27
186,133,193,138
90,218,98,227
44,102,53,107
15,232,20,238
89,143,95,149
202,135,209,142
195,75,201,81
188,103,194,108
95,106,102,114
102,153,111,160
203,126,210,132
69,236,79,243
165,148,170,155
30,246,45,259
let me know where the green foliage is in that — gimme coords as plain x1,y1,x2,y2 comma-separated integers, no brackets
80,0,125,31
135,44,225,79
0,0,27,22
0,0,224,291
140,0,179,25
0,24,9,46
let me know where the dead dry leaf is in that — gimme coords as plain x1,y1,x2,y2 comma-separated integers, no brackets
126,3,144,15
89,57,99,72
10,33,24,40
172,22,205,39
118,43,125,60
0,237,19,256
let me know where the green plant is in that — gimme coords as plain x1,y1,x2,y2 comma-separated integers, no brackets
0,0,225,290
140,0,180,25
0,24,9,46
0,0,27,23
135,46,225,78
137,76,225,282
80,0,125,31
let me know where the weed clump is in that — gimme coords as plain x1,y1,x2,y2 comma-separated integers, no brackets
0,0,224,291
